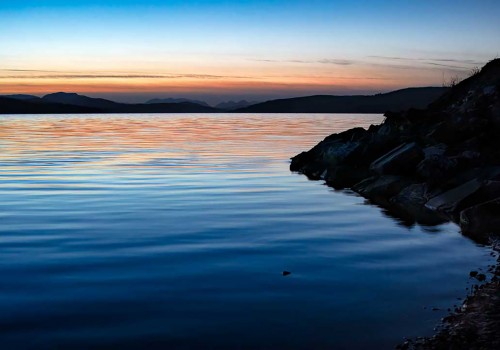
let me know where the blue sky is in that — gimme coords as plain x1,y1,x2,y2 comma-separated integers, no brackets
1,1,499,103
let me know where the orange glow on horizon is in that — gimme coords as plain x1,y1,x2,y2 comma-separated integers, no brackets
0,56,454,99
0,74,422,97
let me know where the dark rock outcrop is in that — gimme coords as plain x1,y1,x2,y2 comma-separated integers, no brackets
291,59,500,242
460,199,500,242
370,142,424,175
292,58,500,350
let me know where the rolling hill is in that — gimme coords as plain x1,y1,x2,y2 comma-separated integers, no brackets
0,93,221,114
235,87,448,113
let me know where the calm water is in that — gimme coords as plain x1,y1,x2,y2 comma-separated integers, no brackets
0,113,495,349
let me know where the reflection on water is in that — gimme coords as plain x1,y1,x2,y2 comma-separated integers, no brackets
0,114,495,349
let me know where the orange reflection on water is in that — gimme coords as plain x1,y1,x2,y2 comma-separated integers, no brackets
0,114,383,171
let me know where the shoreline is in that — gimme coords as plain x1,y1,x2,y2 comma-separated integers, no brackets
290,59,500,348
401,240,500,349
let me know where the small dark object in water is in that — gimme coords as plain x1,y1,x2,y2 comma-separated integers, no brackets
476,273,486,281
282,271,291,276
432,307,440,311
470,270,479,277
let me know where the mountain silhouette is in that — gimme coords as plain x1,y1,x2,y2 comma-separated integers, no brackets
0,96,100,114
145,98,210,107
215,100,257,110
42,92,121,110
0,92,220,114
1,94,40,101
235,87,448,113
1,88,448,114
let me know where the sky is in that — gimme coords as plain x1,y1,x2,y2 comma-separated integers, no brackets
1,0,499,104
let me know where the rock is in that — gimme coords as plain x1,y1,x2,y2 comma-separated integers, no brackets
442,166,500,191
454,180,500,212
352,176,413,204
321,140,363,167
322,127,368,143
483,85,496,96
476,274,487,282
425,179,483,215
300,162,327,180
491,101,500,128
325,165,370,189
347,133,399,166
290,151,314,172
370,142,424,175
461,150,481,160
426,121,459,144
460,197,500,240
416,144,483,185
290,127,370,176
416,154,458,184
291,59,500,243
391,183,433,207
426,180,500,217
423,144,447,158
390,183,446,225
470,271,478,277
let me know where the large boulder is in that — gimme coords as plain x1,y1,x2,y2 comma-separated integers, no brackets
460,197,500,242
324,165,370,189
390,183,447,225
453,180,500,212
320,140,364,166
290,127,369,174
370,142,424,175
290,151,314,172
392,183,435,205
425,178,500,217
425,179,483,215
352,176,413,204
491,100,500,128
441,166,500,191
417,154,457,184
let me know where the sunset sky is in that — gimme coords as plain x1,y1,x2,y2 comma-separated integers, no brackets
1,0,499,104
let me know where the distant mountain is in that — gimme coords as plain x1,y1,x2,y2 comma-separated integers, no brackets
0,87,450,114
235,87,448,113
42,92,121,110
119,102,220,113
1,94,40,101
0,97,100,114
215,100,257,111
0,92,221,114
146,98,210,107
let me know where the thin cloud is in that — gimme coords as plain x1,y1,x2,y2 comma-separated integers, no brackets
368,55,484,69
0,72,253,80
0,69,62,73
317,59,355,65
250,58,356,65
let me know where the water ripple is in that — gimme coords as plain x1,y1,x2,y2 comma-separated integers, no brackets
0,113,495,350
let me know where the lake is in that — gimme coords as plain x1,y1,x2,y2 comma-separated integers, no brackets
0,113,495,349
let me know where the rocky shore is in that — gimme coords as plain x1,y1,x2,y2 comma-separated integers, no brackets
400,242,500,349
290,59,500,348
